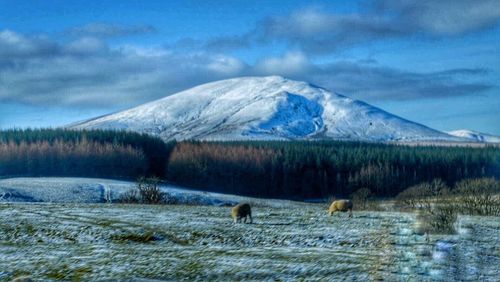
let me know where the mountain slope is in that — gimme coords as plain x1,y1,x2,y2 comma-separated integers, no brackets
71,76,461,142
446,130,500,143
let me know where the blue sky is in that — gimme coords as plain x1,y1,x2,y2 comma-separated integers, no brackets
1,0,499,134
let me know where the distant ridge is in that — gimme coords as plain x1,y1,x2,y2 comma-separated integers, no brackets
447,129,500,143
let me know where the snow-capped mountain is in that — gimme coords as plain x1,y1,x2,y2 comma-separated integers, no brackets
71,76,462,142
446,130,500,143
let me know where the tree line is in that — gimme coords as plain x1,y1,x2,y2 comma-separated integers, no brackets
166,141,500,198
0,129,174,179
1,129,498,199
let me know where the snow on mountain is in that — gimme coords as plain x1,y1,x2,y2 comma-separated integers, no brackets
71,76,461,142
446,130,500,143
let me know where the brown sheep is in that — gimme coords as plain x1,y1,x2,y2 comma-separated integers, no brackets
328,199,353,217
231,203,252,223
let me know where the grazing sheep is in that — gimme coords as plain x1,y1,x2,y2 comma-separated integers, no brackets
231,203,252,223
328,199,353,217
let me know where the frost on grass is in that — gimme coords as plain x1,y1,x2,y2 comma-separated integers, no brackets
0,203,498,281
0,177,239,206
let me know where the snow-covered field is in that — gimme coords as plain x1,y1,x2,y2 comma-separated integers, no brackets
0,203,498,281
0,177,268,207
0,178,498,280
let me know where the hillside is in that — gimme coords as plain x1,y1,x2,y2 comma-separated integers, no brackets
71,76,462,142
447,129,500,143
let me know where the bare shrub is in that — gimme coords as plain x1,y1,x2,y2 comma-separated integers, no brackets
415,203,457,235
118,178,179,205
119,189,140,203
350,188,372,210
395,179,449,211
429,202,457,233
453,178,500,216
397,179,457,234
137,177,164,204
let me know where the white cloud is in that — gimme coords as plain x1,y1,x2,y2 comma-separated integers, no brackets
65,37,108,54
206,55,247,74
255,52,312,76
0,29,493,110
0,30,248,108
379,0,500,35
205,0,500,54
0,30,57,57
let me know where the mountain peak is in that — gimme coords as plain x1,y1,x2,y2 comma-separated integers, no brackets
71,76,461,142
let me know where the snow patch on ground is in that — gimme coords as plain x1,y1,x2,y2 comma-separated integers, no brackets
0,177,304,207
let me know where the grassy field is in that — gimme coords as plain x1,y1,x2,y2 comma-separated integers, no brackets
0,203,499,281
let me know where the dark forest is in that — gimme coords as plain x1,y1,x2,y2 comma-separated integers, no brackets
1,129,498,199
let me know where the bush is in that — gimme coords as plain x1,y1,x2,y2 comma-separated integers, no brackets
137,177,164,204
395,179,449,210
429,203,458,234
118,177,164,204
453,178,500,216
350,188,372,210
415,202,457,235
398,177,500,235
397,179,457,234
118,177,179,205
119,189,140,204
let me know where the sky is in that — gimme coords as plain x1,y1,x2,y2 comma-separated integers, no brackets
1,0,499,134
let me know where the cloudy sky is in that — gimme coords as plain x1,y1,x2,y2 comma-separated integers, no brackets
1,0,499,134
